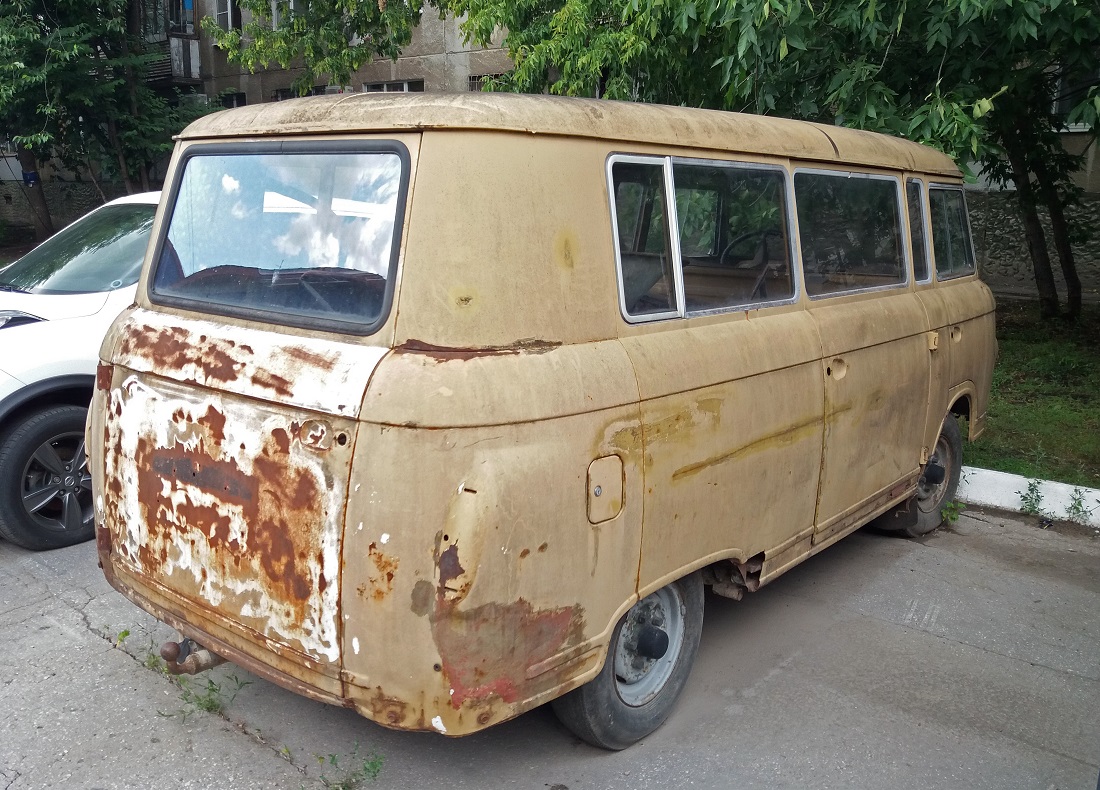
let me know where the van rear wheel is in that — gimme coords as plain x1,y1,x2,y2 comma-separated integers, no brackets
551,572,703,750
902,416,963,538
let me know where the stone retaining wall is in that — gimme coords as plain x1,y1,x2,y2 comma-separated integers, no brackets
968,190,1100,300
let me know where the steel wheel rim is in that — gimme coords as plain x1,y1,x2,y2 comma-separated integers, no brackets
613,585,686,707
20,430,93,534
916,432,954,514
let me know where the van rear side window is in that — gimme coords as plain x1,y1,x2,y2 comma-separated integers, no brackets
929,186,976,280
611,156,795,320
150,144,408,334
610,160,679,318
795,171,906,296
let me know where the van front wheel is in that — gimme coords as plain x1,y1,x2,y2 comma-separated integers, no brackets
904,416,963,538
551,572,703,750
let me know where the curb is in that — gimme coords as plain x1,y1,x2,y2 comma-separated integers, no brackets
958,466,1100,528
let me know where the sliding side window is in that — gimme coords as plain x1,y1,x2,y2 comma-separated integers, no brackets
674,161,794,312
929,186,976,279
795,171,906,297
610,158,679,320
906,178,931,283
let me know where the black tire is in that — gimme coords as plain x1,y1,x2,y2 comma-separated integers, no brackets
551,572,704,750
0,405,96,551
901,415,963,538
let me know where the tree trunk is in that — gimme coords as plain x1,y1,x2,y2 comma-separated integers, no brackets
15,145,55,241
106,117,136,194
1004,142,1060,319
125,0,150,193
1033,160,1082,320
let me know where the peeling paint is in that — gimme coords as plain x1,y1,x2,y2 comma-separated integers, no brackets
426,538,585,710
102,371,354,662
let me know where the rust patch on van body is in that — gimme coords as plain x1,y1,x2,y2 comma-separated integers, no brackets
101,373,352,663
119,324,248,386
426,539,585,709
395,338,562,362
359,542,398,601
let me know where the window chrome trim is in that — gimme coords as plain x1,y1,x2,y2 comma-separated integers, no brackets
606,154,680,324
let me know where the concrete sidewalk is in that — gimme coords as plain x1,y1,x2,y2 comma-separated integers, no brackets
959,466,1100,529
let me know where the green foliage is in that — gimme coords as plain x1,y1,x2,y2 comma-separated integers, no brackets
0,1,209,191
314,743,384,789
172,674,251,717
1017,478,1049,519
941,500,966,524
1065,488,1099,525
964,303,1100,489
441,0,1097,165
204,0,425,96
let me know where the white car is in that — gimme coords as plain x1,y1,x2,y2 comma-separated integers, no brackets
0,192,160,550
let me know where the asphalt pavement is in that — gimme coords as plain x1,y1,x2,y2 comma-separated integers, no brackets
2,505,1098,790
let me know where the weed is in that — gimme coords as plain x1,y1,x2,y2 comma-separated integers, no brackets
279,745,294,764
941,500,966,524
144,650,166,673
1065,488,1099,525
160,674,251,720
178,674,251,715
314,743,384,789
114,629,130,648
1017,479,1048,518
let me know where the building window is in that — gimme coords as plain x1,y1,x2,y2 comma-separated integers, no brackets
362,80,425,93
1054,66,1099,130
168,0,196,35
143,0,168,41
270,0,298,28
215,0,242,32
221,92,246,109
468,74,504,92
271,86,327,101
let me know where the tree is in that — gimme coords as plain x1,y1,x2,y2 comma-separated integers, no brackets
0,1,205,238
203,0,425,96
207,0,1100,318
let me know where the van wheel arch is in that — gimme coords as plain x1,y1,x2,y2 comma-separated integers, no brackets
902,415,964,538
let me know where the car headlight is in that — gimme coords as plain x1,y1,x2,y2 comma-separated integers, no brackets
0,310,43,329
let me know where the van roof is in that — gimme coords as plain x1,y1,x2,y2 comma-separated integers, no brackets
180,93,960,177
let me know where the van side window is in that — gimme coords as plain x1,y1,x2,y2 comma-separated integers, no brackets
795,172,906,296
929,187,976,279
610,160,678,318
674,162,794,312
906,178,931,282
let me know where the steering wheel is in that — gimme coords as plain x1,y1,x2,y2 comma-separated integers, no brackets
717,228,781,268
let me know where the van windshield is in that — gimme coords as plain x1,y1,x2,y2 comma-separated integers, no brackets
151,147,406,334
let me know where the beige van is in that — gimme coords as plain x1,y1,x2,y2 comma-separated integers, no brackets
88,93,995,749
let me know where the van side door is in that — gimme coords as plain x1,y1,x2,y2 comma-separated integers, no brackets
611,155,825,591
795,170,932,542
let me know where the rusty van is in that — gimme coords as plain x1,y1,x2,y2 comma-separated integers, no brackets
89,93,995,750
